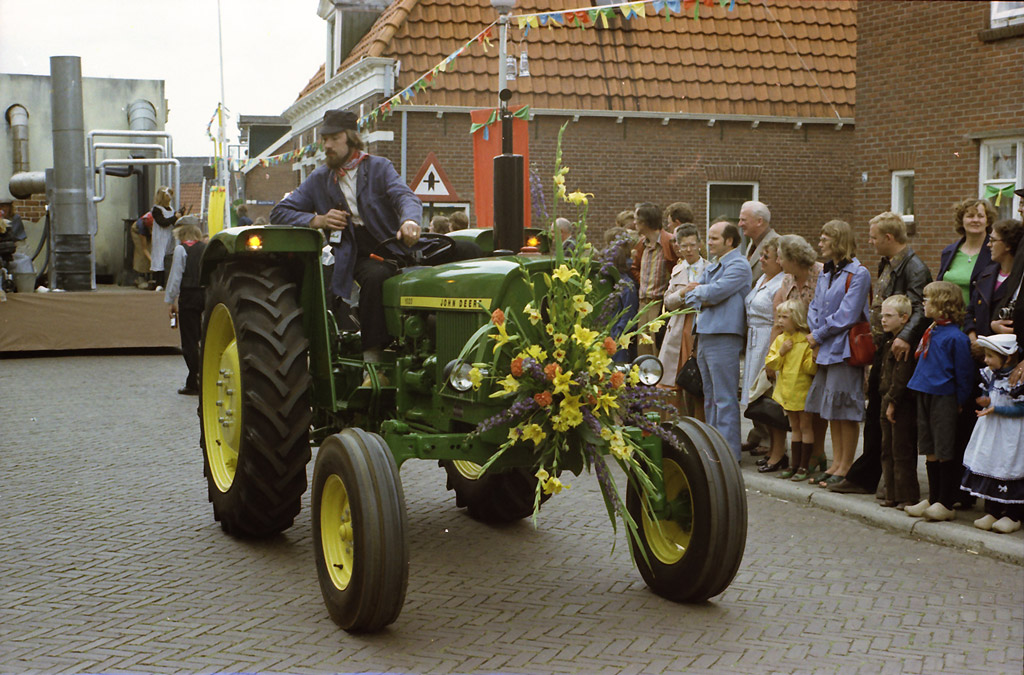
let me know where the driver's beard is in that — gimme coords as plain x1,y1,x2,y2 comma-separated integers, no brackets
325,153,344,170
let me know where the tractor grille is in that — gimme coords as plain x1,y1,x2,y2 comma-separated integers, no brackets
436,311,488,377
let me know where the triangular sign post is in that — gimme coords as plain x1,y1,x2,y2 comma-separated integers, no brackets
410,151,459,202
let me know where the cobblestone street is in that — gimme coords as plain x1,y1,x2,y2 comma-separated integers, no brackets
2,353,1022,674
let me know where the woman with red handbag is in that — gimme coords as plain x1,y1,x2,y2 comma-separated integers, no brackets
805,220,873,488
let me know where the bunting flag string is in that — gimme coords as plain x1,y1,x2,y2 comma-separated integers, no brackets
984,182,1016,207
468,105,531,139
352,0,745,130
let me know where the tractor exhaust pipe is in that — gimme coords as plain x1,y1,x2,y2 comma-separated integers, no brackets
492,88,523,252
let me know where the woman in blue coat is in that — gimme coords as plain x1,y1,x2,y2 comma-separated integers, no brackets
806,220,872,487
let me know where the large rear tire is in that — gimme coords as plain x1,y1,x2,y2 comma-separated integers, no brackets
199,261,312,537
313,429,409,633
626,418,746,602
440,460,547,523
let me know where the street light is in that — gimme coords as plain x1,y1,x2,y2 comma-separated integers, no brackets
491,0,516,102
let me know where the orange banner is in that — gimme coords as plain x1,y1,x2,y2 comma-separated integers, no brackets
471,107,531,230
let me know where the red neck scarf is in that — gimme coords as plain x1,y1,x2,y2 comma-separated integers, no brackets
915,318,951,360
334,151,367,182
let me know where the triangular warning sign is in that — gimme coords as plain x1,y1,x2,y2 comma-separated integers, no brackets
410,151,459,202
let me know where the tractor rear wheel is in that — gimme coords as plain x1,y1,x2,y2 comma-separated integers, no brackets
199,261,312,537
626,418,746,602
313,429,409,633
440,460,546,523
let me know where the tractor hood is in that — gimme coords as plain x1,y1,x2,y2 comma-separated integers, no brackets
384,257,551,314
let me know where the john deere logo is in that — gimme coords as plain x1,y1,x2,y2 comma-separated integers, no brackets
400,296,491,311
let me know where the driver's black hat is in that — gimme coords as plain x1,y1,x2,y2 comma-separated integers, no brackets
321,109,358,135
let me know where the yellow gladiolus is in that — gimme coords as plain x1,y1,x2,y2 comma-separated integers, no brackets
535,467,550,481
541,475,569,495
525,344,548,361
572,294,593,315
583,278,593,293
638,332,654,344
565,190,593,206
553,348,567,362
552,369,574,395
595,391,620,415
629,365,641,386
469,367,483,390
521,423,546,446
488,321,511,353
573,324,599,347
490,374,520,397
524,302,542,325
553,332,568,347
552,264,578,283
647,318,666,333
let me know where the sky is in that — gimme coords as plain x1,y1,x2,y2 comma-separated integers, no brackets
0,0,325,157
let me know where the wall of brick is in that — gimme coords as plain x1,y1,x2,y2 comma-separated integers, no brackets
242,109,856,252
363,111,855,248
12,196,47,222
856,0,1024,274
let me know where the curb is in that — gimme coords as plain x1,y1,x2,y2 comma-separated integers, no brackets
741,466,1024,566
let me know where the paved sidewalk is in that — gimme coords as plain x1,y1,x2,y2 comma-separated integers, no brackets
737,418,1024,566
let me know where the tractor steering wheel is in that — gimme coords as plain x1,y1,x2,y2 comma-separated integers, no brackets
371,232,456,267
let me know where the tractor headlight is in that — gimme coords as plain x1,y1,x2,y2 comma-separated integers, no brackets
446,361,476,392
632,355,664,386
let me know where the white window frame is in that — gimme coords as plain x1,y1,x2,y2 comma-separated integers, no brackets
705,181,759,242
891,170,915,226
991,1,1024,28
979,137,1023,217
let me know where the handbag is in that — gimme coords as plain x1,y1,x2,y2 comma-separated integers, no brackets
675,335,704,396
743,367,791,431
845,267,876,367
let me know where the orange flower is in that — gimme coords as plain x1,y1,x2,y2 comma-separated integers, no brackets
610,371,625,388
510,358,524,377
534,391,553,407
544,362,561,380
603,336,617,356
491,308,505,326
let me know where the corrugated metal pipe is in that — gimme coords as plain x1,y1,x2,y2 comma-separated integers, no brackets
50,55,91,291
127,99,157,214
5,104,30,174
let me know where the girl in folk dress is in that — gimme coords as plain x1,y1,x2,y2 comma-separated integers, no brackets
764,299,819,481
961,334,1024,534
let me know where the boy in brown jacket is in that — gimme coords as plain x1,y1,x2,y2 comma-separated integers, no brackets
878,295,920,508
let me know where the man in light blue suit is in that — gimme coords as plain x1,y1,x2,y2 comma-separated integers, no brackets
684,220,753,460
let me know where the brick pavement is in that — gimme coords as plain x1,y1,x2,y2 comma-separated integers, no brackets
1,353,1022,674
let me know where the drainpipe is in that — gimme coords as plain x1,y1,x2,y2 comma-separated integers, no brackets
6,105,30,174
50,56,92,291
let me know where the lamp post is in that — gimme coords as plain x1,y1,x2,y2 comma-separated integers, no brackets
491,0,516,104
490,0,523,251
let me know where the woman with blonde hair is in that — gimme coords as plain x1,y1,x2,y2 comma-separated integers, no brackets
150,186,184,289
805,219,872,487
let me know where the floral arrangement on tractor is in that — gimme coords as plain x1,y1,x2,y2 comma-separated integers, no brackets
457,127,687,552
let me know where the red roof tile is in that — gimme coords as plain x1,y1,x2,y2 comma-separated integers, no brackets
299,0,855,120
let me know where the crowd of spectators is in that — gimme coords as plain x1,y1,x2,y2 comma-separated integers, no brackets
599,193,1024,534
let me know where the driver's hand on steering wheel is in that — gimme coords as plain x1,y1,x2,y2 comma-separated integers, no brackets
399,220,421,247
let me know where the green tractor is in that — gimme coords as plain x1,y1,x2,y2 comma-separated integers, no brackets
198,223,746,633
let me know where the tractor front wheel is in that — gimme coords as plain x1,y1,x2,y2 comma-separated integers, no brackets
199,261,312,537
313,429,409,633
440,460,547,523
626,418,746,602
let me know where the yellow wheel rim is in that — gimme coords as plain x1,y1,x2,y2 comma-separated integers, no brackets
452,460,484,480
642,458,693,565
202,304,242,493
321,474,354,590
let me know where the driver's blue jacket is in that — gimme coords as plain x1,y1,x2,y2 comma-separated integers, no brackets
270,156,422,298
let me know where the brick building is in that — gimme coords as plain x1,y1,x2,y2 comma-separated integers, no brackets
855,1,1024,272
243,0,857,245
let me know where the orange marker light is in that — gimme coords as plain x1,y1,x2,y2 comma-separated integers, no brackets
245,234,263,250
